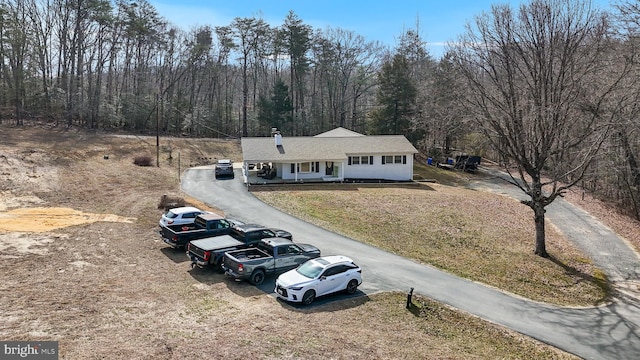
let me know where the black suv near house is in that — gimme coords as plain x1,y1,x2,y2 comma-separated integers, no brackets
215,159,234,179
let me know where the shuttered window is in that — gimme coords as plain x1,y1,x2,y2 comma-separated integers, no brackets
382,155,406,164
348,156,374,165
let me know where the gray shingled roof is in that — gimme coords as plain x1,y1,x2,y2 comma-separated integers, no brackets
241,134,418,163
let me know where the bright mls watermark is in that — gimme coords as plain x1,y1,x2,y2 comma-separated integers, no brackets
1,341,58,359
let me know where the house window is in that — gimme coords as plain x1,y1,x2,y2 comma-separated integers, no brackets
291,162,319,173
348,156,373,165
382,155,406,164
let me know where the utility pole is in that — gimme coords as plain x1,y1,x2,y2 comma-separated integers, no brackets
156,93,160,167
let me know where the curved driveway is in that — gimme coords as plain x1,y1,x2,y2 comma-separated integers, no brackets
181,166,640,360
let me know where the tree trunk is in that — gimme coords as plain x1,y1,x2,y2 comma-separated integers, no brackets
620,130,640,187
533,202,548,257
242,56,248,137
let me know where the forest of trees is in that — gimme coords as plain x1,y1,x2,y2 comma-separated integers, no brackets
1,0,639,242
0,0,397,139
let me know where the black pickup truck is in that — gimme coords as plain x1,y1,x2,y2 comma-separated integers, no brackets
187,223,293,271
159,213,232,249
222,237,320,285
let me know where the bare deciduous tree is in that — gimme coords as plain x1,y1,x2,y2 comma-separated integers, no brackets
311,28,383,133
232,16,269,137
605,0,640,220
1,0,28,125
282,11,311,135
451,0,629,257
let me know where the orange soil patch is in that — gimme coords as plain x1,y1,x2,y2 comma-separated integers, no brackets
0,207,136,233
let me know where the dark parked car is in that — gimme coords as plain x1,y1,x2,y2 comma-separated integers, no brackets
231,223,292,241
215,159,234,179
159,213,232,249
222,237,320,285
188,223,293,271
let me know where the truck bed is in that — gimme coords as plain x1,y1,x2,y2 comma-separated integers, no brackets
226,247,271,262
189,235,245,256
188,235,248,270
222,239,321,285
160,225,207,247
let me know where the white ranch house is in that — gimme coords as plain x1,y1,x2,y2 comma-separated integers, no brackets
240,127,418,184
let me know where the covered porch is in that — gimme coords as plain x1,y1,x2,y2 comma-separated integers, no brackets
242,160,344,185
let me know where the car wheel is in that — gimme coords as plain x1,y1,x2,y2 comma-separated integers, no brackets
345,279,359,295
250,270,265,285
302,290,315,305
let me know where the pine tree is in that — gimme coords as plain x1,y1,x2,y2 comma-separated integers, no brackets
369,54,417,135
257,79,293,134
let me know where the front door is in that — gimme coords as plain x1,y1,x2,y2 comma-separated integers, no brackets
325,162,333,176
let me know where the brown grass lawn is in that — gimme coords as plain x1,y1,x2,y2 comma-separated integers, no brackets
3,124,632,358
252,175,608,306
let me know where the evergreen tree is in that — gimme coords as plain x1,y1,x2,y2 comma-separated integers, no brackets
257,79,293,135
369,54,417,136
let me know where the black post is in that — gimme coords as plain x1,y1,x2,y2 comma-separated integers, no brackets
406,287,414,309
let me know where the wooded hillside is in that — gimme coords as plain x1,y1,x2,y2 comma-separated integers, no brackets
0,0,638,220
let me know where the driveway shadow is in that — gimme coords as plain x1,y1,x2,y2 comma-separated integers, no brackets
187,266,226,285
223,274,278,297
274,291,369,311
160,246,190,263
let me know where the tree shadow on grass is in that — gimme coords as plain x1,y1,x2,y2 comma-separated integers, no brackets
547,254,612,304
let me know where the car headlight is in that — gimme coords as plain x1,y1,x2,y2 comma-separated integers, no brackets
289,286,303,291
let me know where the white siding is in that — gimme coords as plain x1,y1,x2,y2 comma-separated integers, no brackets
278,155,413,181
342,154,413,181
281,161,324,181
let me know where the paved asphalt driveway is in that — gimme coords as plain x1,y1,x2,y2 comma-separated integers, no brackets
181,166,640,360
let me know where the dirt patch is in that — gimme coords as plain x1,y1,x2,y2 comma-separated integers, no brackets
0,232,61,256
0,207,135,233
0,139,135,256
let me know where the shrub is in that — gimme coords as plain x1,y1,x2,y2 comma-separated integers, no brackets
134,155,153,166
157,194,186,210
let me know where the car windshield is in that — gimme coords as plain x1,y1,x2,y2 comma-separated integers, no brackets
296,260,325,279
165,211,178,219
